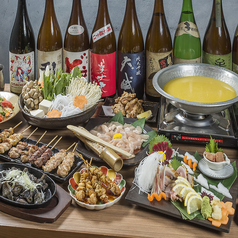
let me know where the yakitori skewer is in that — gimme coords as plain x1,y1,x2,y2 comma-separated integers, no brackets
57,142,77,178
0,125,31,154
29,135,58,164
0,121,22,143
42,142,76,172
34,136,62,168
8,127,38,159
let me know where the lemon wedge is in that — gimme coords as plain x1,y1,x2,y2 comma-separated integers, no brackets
175,179,191,187
137,110,152,120
179,187,195,199
187,195,202,214
172,183,187,195
184,192,201,206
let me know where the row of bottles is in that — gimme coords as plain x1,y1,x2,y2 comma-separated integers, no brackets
9,0,238,101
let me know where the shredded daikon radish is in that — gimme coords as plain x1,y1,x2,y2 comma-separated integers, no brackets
67,77,102,110
50,94,82,117
209,183,232,199
133,152,163,193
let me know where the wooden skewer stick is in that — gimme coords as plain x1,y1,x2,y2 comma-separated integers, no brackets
12,121,23,130
66,142,76,152
46,135,58,147
50,136,62,150
21,125,32,133
89,157,92,166
36,130,47,145
72,142,77,153
26,127,38,140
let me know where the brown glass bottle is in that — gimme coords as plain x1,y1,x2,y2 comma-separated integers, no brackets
9,0,35,94
202,0,231,69
64,0,89,79
117,0,145,99
37,0,62,76
145,0,173,101
232,25,238,74
90,0,116,98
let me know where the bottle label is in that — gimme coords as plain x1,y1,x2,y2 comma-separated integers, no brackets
90,51,116,97
64,49,89,80
9,51,34,94
232,63,238,74
118,52,145,99
202,51,231,70
175,21,200,38
92,24,112,43
174,56,201,64
146,50,173,97
37,49,62,75
68,25,84,35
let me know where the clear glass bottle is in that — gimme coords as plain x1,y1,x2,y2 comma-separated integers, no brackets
145,0,173,101
37,0,62,76
64,0,89,79
173,0,201,64
90,0,116,98
117,0,145,99
202,0,231,69
9,0,35,94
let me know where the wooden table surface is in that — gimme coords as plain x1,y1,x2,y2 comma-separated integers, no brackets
0,85,238,238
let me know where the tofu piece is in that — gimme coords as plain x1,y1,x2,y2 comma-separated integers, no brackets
215,152,225,162
39,99,52,114
30,109,45,118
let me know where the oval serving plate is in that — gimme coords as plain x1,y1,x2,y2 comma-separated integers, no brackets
0,162,56,208
0,92,20,124
76,117,154,166
68,166,126,210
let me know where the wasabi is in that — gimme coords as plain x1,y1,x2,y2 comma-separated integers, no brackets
201,196,212,219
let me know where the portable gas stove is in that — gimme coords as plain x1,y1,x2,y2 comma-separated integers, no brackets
158,97,238,148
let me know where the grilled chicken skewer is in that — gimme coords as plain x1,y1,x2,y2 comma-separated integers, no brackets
0,121,22,143
57,143,77,178
0,125,31,154
42,142,76,172
34,136,62,168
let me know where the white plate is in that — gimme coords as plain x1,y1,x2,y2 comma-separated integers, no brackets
0,92,19,123
198,158,234,179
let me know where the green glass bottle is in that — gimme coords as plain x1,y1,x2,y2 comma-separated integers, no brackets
202,0,231,70
173,0,201,64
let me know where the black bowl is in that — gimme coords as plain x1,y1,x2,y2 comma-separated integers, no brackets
18,94,98,129
0,162,56,208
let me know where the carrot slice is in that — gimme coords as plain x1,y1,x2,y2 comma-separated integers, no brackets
193,162,197,171
183,155,188,164
47,109,61,118
148,192,167,202
188,159,193,168
74,95,87,109
224,202,235,215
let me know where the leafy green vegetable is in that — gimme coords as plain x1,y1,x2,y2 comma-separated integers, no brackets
142,130,157,148
108,111,125,125
170,158,182,171
43,66,82,101
205,136,223,153
131,118,145,129
149,135,172,153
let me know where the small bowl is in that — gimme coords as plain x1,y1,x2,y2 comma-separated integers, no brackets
68,166,126,210
203,152,230,171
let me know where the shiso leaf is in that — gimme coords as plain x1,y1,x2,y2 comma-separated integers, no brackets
108,111,124,125
149,135,172,153
131,118,145,129
170,158,182,171
205,136,223,153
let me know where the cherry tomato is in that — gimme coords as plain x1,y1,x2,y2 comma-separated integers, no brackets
0,114,4,122
1,100,13,109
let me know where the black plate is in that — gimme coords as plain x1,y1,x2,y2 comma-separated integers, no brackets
19,94,98,129
76,117,154,166
99,98,159,123
0,137,84,183
0,162,56,208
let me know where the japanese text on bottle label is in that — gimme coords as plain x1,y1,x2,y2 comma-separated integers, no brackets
90,51,116,97
92,24,112,43
175,21,200,38
64,49,89,80
9,51,34,94
118,52,145,99
146,50,173,97
174,56,201,64
68,24,84,35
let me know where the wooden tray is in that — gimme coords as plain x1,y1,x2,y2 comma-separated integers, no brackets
0,185,72,223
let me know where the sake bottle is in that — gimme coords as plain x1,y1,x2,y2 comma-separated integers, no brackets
202,0,231,70
90,0,116,98
64,0,89,79
173,0,201,64
117,0,145,99
9,0,35,94
37,0,62,76
232,25,238,73
145,0,173,101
